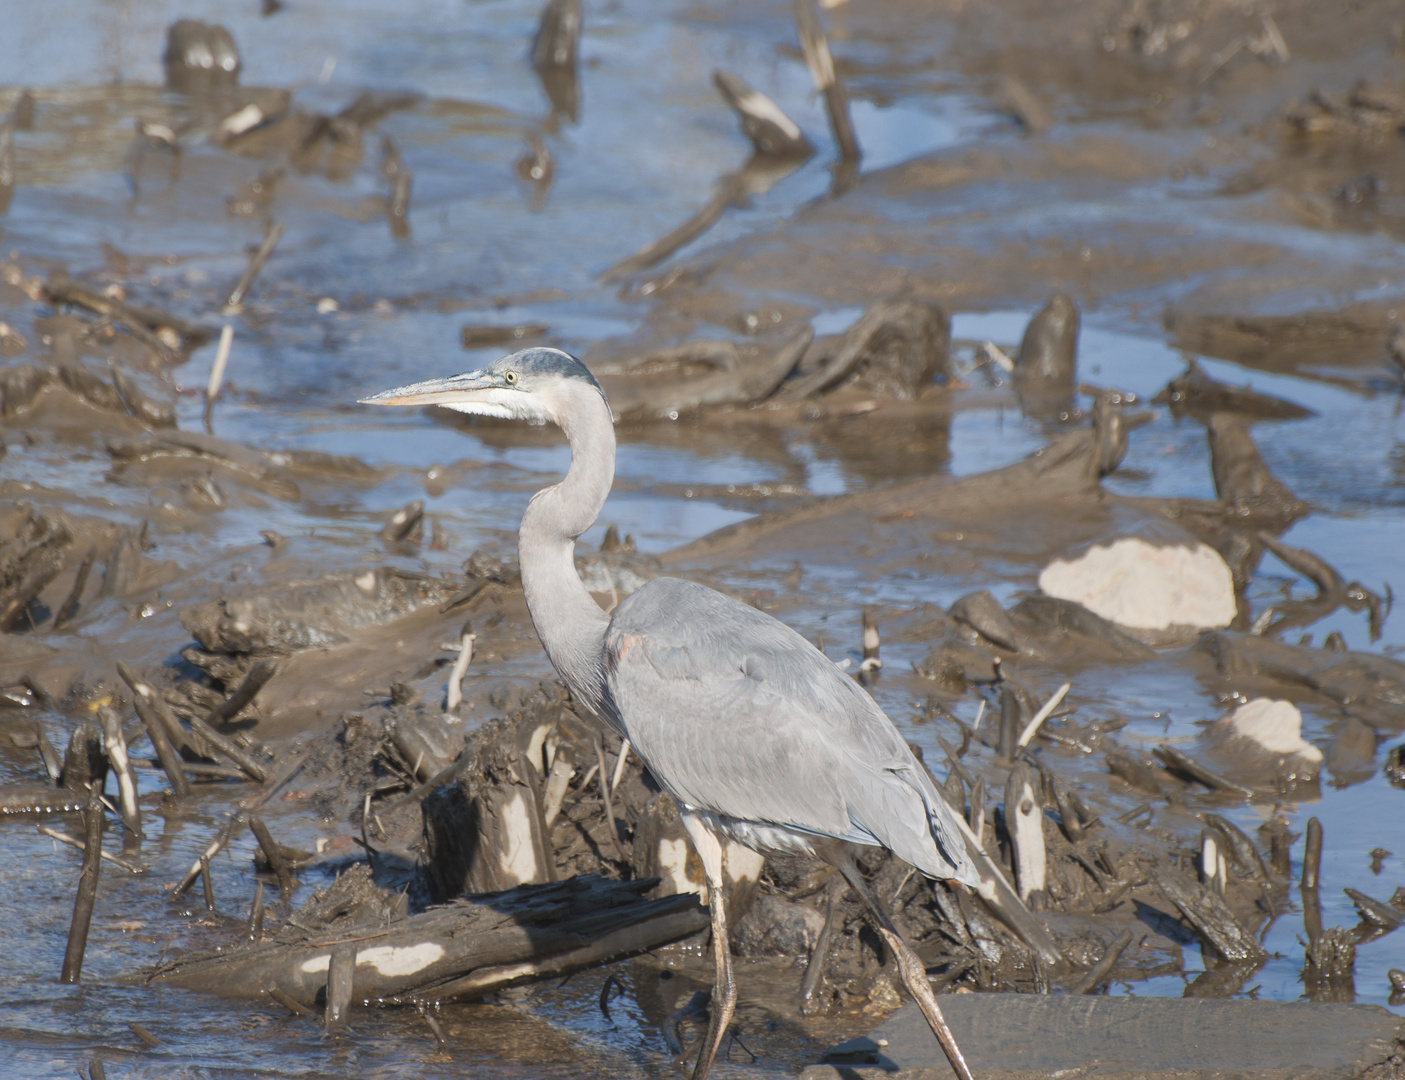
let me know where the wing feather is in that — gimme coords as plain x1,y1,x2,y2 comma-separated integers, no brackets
604,578,969,881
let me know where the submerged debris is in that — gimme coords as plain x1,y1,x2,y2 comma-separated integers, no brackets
784,299,950,400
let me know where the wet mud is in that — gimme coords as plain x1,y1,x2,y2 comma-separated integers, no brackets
1,0,1404,1077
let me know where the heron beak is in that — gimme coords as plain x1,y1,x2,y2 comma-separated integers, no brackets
358,370,497,408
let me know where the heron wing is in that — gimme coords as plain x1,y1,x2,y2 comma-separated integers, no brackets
604,577,970,882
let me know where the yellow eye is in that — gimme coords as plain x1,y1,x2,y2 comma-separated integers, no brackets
503,371,518,385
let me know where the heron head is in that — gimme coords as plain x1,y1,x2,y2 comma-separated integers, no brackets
359,347,610,424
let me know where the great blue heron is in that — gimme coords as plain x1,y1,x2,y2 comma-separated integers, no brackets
363,348,976,1080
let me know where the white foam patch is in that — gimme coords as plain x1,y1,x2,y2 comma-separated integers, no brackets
301,953,331,974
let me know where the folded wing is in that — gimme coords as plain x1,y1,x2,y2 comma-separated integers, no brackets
604,577,971,883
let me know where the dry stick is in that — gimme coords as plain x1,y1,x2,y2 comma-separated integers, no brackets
1302,816,1324,946
35,719,63,783
860,608,881,673
541,751,575,828
445,627,475,711
968,776,986,844
249,816,294,898
60,786,105,982
997,685,1023,762
593,738,628,863
206,658,278,728
600,181,736,281
1017,682,1071,749
793,0,860,166
420,1007,447,1048
609,739,631,797
96,706,142,839
173,813,245,896
202,324,234,434
200,853,216,912
267,986,313,1016
52,546,95,630
38,825,143,873
224,222,284,312
118,662,194,793
1070,928,1133,994
247,881,265,942
1153,745,1257,799
130,698,192,798
971,698,986,732
1201,830,1228,894
187,711,267,783
138,758,249,781
43,276,189,365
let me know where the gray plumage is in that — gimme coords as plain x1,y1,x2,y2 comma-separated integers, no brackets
363,347,977,1080
605,577,969,881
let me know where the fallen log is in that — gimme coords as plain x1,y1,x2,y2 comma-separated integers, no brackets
138,873,706,1007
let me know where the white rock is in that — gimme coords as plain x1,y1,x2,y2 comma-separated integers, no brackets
1038,537,1236,631
1222,698,1322,764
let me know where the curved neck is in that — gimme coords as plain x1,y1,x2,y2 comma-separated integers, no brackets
519,382,616,721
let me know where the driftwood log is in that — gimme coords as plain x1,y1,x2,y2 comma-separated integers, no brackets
140,873,706,1007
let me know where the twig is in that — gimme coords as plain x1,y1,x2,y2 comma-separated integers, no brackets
173,813,245,896
38,825,144,873
1070,928,1133,994
267,986,313,1016
223,222,284,313
200,853,216,912
445,626,475,711
247,881,265,942
1302,816,1323,946
52,546,95,630
793,0,860,167
187,710,267,782
206,658,278,728
202,324,234,434
610,739,631,797
60,787,104,982
127,697,188,798
594,738,628,863
97,706,142,838
1017,682,1070,749
249,815,294,898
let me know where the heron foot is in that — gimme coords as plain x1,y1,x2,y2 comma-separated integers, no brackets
878,926,975,1080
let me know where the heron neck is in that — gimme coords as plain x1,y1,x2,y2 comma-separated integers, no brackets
518,384,616,721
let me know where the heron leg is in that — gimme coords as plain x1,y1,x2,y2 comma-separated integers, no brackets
799,873,843,1015
836,857,975,1080
679,811,736,1080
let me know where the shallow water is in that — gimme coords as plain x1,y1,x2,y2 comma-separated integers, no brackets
1,0,1404,1076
